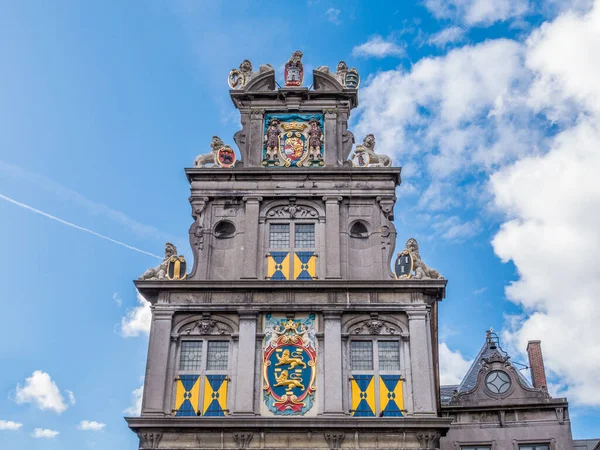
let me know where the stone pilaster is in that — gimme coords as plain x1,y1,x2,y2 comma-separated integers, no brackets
141,309,174,416
323,109,338,167
323,311,344,415
232,312,258,415
323,197,342,279
408,309,436,415
242,197,262,279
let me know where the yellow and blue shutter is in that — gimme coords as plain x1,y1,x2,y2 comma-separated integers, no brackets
174,374,200,416
293,252,317,280
379,375,404,417
267,252,290,280
350,375,376,416
203,375,228,416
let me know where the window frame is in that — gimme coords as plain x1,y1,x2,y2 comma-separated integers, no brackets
266,220,317,279
175,337,232,415
349,338,404,416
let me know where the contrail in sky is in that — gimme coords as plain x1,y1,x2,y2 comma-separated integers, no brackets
0,193,162,259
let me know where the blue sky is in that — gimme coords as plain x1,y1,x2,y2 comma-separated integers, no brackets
1,1,599,447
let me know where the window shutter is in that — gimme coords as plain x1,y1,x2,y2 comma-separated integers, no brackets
202,374,228,416
174,374,201,416
379,375,404,417
293,251,317,280
350,375,376,417
267,252,290,280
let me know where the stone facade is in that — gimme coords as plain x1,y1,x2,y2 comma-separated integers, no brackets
126,53,577,450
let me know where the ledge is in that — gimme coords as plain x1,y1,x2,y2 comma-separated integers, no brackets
185,166,401,186
125,415,453,432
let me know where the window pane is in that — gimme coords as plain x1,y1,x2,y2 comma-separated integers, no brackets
294,224,315,248
519,446,549,450
351,341,373,370
378,341,400,371
269,224,290,248
461,447,491,450
207,341,229,371
179,341,202,371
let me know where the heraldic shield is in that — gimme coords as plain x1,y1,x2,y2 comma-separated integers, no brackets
263,314,317,415
167,256,187,280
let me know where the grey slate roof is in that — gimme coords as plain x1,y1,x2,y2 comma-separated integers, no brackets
440,336,532,405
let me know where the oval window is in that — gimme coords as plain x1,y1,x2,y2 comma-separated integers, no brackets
485,370,511,394
214,220,236,239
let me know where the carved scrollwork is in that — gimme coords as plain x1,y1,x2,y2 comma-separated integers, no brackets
350,318,398,336
416,431,440,449
180,314,234,336
268,203,318,219
324,433,345,449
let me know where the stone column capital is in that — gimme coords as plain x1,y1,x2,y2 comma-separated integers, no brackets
322,196,343,203
238,311,259,321
153,310,175,320
323,310,342,320
406,309,428,320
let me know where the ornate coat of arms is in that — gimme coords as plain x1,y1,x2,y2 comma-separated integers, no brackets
216,145,236,168
263,314,317,415
263,114,324,167
167,255,187,280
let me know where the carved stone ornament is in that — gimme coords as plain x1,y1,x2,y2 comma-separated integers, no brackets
233,432,253,449
395,238,444,280
284,50,304,86
351,318,398,335
350,134,391,167
268,203,318,219
194,136,236,168
181,315,233,336
314,61,360,89
228,59,253,89
139,243,187,280
416,431,440,449
138,432,162,449
324,433,345,449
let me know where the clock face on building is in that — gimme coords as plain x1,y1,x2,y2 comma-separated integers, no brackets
485,370,511,394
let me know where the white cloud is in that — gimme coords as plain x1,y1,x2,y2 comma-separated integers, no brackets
120,291,152,338
0,420,23,431
428,26,466,47
32,428,59,439
78,420,106,431
432,215,480,241
424,0,529,26
66,389,76,406
123,385,144,416
439,342,473,385
14,371,70,414
491,0,600,406
325,7,340,24
113,292,122,307
352,36,406,58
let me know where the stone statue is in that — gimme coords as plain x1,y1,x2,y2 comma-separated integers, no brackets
335,61,348,84
194,136,224,167
284,50,304,86
405,238,444,280
307,118,323,161
352,134,392,167
139,243,178,280
263,119,280,161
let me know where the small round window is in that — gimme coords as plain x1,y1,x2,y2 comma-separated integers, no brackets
349,221,369,238
214,220,236,239
485,370,511,394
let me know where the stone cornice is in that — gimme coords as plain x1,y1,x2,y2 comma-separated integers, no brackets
441,397,569,413
126,415,453,432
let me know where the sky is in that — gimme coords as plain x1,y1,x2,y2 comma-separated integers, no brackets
0,0,599,447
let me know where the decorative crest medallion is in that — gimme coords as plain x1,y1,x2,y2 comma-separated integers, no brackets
351,147,370,167
344,68,360,89
263,314,317,415
167,255,187,280
216,145,236,168
284,51,304,86
263,114,324,167
394,249,413,279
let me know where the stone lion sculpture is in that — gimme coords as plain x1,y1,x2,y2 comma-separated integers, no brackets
351,134,392,167
139,242,178,280
405,238,444,280
194,136,224,167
